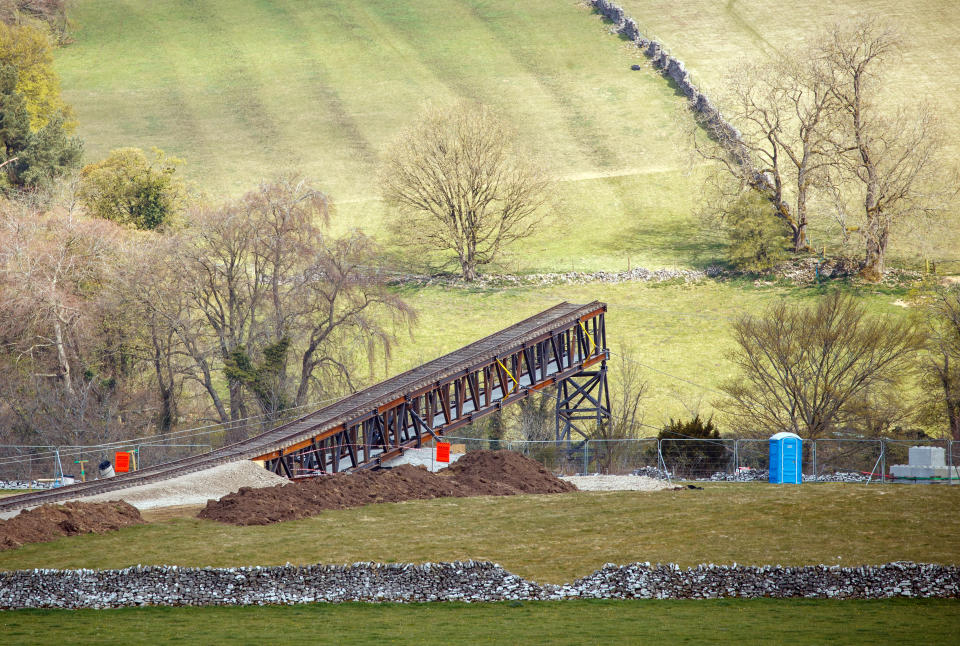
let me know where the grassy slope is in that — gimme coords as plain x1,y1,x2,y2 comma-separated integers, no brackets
616,0,960,259
2,485,957,582
58,0,709,272
385,282,908,426
3,600,959,646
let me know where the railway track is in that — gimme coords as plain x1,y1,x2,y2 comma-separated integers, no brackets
0,301,608,514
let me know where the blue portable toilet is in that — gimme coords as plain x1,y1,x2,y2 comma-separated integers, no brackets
769,432,802,484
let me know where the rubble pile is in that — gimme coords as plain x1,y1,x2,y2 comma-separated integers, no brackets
0,481,54,491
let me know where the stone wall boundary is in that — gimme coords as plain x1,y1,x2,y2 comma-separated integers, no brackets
1,561,956,609
587,1,751,168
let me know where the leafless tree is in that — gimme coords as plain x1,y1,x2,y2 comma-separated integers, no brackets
0,199,153,448
920,286,960,440
381,102,548,281
515,391,553,442
589,352,648,474
719,291,925,439
694,49,841,252
825,19,949,280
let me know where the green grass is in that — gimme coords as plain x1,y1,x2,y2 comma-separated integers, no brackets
2,599,959,645
57,0,708,272
2,485,957,583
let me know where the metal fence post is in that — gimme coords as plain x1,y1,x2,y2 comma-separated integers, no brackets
583,440,589,475
734,439,739,474
880,439,886,484
947,438,953,484
812,440,817,479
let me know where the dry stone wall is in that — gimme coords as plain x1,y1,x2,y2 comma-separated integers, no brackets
589,1,753,171
1,561,956,609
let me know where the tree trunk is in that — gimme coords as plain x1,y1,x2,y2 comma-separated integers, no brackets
153,353,176,432
862,216,887,282
863,238,884,281
942,369,960,442
53,317,74,396
794,183,809,253
947,396,960,442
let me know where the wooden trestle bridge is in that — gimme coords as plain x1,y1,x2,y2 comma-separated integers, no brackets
0,302,610,513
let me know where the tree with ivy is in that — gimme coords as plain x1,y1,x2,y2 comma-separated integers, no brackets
0,62,80,188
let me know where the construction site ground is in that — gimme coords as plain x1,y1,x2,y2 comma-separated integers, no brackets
1,451,596,547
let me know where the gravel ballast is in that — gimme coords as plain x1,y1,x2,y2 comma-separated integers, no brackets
0,561,956,609
80,461,289,510
560,475,676,491
0,462,289,520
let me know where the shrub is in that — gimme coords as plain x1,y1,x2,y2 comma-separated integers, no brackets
657,415,728,476
79,148,184,230
725,191,791,272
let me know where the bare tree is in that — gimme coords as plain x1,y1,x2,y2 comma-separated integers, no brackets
719,291,925,439
0,198,153,448
695,48,840,252
825,20,948,280
381,102,548,281
515,391,553,442
921,286,960,440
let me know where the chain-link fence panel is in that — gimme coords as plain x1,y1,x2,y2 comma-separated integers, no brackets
580,439,659,475
950,440,960,485
806,439,881,482
504,440,579,475
727,439,769,481
659,438,736,480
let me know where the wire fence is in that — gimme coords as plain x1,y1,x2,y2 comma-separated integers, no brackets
443,436,960,484
2,433,958,486
0,403,329,484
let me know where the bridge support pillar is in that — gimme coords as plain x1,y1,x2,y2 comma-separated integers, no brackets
555,360,611,447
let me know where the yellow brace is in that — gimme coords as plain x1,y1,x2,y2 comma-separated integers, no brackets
496,358,519,394
579,320,596,355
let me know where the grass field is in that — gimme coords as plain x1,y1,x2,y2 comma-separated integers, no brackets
3,485,957,583
617,0,960,147
56,0,960,268
51,0,947,424
57,0,712,272
3,599,959,645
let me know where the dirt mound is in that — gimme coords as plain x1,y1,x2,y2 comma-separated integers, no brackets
199,450,576,526
0,501,144,551
442,450,576,495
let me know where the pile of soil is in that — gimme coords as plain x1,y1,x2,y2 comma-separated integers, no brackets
198,450,576,526
0,501,144,551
